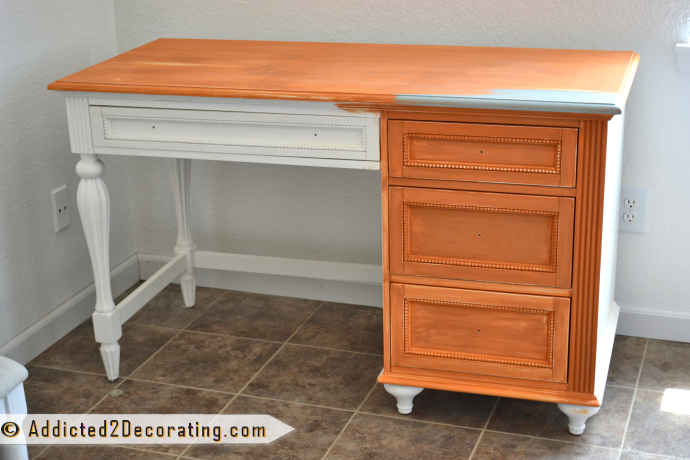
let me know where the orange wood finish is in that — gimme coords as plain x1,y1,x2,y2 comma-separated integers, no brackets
569,120,609,395
389,274,571,298
391,284,569,382
389,187,574,287
389,121,578,187
378,369,599,407
48,39,637,110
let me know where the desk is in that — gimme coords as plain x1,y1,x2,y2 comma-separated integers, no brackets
49,39,639,435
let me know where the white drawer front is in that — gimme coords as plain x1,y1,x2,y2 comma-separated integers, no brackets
90,106,379,161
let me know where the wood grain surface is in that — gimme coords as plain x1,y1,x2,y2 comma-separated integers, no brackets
48,39,638,110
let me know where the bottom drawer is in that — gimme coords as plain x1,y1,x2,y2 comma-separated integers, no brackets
391,283,570,383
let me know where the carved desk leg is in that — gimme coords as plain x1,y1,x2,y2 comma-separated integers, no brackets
169,158,196,307
557,403,601,435
76,154,121,381
383,384,424,414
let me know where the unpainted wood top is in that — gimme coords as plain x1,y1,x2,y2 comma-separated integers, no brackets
48,39,639,113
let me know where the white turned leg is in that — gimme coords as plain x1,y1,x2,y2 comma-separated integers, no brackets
383,384,424,414
557,403,600,435
76,154,121,381
169,158,196,307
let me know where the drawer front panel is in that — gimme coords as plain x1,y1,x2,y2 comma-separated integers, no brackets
389,121,577,186
389,187,574,287
90,106,379,161
391,283,570,382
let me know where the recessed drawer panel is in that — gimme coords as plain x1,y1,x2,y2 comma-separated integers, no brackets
390,283,570,382
389,121,577,186
90,106,379,161
389,187,574,287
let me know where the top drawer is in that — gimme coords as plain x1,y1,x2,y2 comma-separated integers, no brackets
389,121,577,187
89,106,380,161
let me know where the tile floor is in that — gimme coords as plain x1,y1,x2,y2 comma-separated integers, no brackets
23,283,690,459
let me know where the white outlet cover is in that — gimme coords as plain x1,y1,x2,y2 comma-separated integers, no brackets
619,185,650,234
51,185,70,232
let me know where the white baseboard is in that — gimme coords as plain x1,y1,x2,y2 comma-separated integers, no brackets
616,305,690,343
0,255,140,365
137,253,384,308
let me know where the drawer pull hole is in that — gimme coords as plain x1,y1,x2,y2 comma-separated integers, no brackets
478,233,482,237
314,133,317,136
478,330,481,332
152,126,156,129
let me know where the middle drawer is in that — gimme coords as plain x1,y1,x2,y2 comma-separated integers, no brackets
389,187,574,287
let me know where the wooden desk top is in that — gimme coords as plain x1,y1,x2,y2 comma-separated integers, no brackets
48,39,639,114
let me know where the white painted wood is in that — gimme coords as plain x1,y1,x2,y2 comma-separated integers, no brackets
75,153,120,380
594,109,626,403
137,253,384,308
192,251,382,284
81,92,378,118
557,403,601,435
0,256,139,365
383,383,424,414
169,158,196,307
0,385,29,460
92,146,380,170
109,253,186,324
66,89,623,115
64,96,93,154
617,306,690,343
89,106,377,161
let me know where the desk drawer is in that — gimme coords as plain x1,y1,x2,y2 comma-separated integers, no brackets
389,120,577,186
389,187,574,287
89,106,379,161
391,283,569,383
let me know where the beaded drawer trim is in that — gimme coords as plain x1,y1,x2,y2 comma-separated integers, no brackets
402,133,562,174
402,202,559,273
403,297,554,368
102,115,367,152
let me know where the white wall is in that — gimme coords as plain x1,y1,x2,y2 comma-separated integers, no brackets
0,0,136,350
112,0,690,315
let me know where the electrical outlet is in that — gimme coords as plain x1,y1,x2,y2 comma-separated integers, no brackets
51,185,70,232
619,185,649,234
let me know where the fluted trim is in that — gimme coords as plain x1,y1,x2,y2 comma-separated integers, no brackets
65,97,94,154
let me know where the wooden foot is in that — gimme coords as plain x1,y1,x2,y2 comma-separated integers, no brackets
557,403,601,435
383,383,424,414
76,154,121,380
169,158,196,307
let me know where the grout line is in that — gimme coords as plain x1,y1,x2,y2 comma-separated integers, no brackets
480,428,623,451
320,381,379,460
176,301,325,460
30,445,49,459
286,342,383,357
607,384,637,390
625,450,690,459
617,338,649,459
468,396,500,460
239,393,356,414
355,410,484,431
27,363,109,378
177,328,285,344
123,377,237,396
85,291,230,416
177,328,384,358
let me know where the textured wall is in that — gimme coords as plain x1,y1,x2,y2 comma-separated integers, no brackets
0,1,136,348
110,0,690,312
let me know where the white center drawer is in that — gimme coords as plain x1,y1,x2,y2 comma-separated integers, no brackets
89,106,380,161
